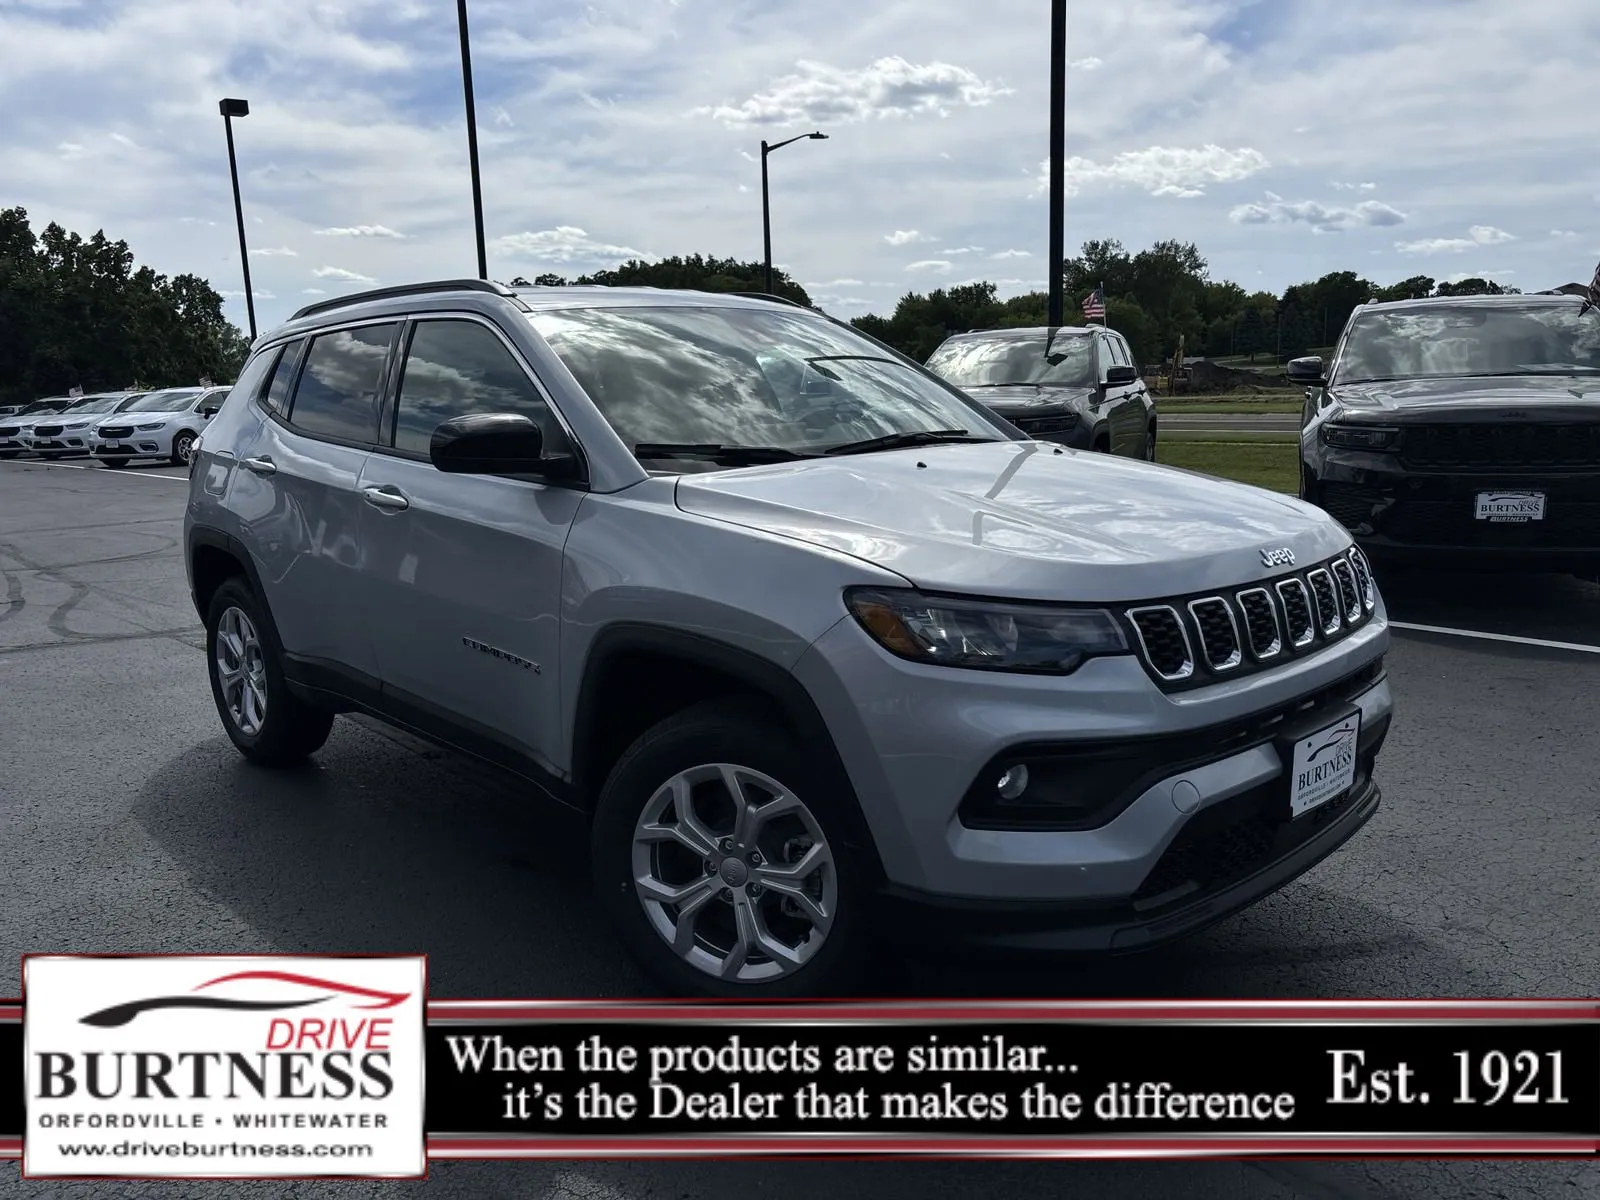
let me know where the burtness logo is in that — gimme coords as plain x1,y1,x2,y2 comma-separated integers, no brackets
23,955,426,1180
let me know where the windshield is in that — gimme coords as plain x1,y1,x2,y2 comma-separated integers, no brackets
1335,302,1600,384
526,305,1008,467
121,388,202,414
63,396,128,416
925,332,1097,388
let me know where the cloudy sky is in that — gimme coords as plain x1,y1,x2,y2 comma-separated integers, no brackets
4,0,1599,334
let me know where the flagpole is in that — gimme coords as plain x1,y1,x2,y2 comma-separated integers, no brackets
1100,279,1109,328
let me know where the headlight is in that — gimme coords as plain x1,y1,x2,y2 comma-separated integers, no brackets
1320,423,1398,450
844,587,1128,674
136,422,167,431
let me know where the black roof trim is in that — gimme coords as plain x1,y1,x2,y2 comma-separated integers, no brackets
289,278,529,321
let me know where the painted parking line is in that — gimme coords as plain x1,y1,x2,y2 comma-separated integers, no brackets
0,460,187,480
1390,620,1600,655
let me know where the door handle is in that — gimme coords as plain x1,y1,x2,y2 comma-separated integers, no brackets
241,456,276,475
361,486,409,512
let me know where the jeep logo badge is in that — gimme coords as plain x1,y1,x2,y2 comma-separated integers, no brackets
1260,547,1296,568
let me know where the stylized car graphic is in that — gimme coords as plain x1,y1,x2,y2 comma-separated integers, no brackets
80,971,410,1028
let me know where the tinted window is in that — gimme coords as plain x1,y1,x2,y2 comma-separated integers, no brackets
262,339,306,414
392,320,562,455
287,325,396,442
925,332,1097,388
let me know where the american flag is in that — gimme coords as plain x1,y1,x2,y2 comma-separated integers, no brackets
1581,259,1600,317
1082,287,1106,321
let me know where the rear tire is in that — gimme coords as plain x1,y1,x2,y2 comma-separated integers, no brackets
205,577,334,767
592,700,870,997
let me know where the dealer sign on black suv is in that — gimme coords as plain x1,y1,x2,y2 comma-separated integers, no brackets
1294,292,1600,573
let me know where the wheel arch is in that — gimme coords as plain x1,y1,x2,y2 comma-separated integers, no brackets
570,624,884,877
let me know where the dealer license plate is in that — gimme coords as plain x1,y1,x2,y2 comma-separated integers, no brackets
1287,711,1361,819
103,441,120,449
1475,490,1545,522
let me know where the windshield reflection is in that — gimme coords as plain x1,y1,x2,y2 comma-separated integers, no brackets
1337,303,1600,384
526,305,1008,467
925,331,1096,388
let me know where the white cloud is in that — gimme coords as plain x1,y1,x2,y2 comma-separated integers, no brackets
1331,181,1378,191
301,287,327,295
991,249,1031,259
108,131,140,150
491,106,514,128
1230,196,1408,231
312,266,376,282
939,245,983,255
56,141,84,158
905,259,952,273
219,288,276,300
695,56,1012,127
249,246,298,257
1395,225,1518,254
1037,145,1269,198
884,230,933,246
1069,57,1102,70
314,225,405,239
1550,229,1579,238
493,226,653,264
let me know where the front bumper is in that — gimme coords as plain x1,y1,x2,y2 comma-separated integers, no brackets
794,607,1392,906
26,436,91,456
996,412,1093,450
1313,448,1600,566
91,433,171,460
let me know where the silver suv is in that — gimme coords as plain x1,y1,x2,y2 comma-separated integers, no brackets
184,280,1393,996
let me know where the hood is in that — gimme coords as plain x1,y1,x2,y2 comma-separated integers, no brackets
960,384,1092,417
674,441,1351,602
1331,374,1600,420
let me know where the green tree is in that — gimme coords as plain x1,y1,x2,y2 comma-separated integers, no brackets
1432,277,1520,297
571,254,811,306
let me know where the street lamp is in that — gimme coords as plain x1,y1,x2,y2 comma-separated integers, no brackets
761,131,827,295
1046,0,1067,327
218,97,256,340
456,0,488,280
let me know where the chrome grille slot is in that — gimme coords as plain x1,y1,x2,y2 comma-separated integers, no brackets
1186,597,1242,672
1331,558,1363,623
1349,547,1376,611
1275,579,1315,648
1127,606,1193,681
1235,588,1282,659
1307,568,1341,635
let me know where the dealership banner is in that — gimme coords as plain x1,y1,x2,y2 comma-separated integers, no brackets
1,958,1597,1177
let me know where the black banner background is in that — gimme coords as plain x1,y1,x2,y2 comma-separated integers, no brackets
423,1021,1600,1138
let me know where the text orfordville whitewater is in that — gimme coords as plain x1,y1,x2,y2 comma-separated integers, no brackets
23,955,426,1178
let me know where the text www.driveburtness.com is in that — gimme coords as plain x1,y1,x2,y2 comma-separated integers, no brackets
55,1141,374,1159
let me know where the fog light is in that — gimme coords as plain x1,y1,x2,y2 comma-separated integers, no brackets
996,765,1030,802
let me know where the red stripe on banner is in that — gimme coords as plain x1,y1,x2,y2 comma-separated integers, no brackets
426,1136,1599,1159
426,999,1600,1023
0,1138,20,1159
0,1005,21,1022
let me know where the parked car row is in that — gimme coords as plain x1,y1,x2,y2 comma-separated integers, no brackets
0,385,230,466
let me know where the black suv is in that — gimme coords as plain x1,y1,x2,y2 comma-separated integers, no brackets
1294,293,1600,573
924,326,1156,459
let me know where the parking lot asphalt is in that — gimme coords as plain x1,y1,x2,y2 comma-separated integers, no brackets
2,457,1598,1200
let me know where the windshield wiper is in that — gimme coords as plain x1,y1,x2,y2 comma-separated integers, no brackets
632,442,819,465
823,429,995,456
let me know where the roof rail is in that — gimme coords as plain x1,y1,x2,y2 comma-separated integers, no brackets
729,291,814,310
289,278,525,322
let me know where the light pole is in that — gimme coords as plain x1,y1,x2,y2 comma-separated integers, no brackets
456,0,488,280
219,97,256,341
761,131,827,294
1046,0,1067,327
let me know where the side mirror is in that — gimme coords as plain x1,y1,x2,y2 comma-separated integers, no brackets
1104,364,1139,386
1286,356,1326,385
429,412,574,478
201,406,219,418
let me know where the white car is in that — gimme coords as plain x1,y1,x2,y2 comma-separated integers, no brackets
91,386,227,467
26,393,143,459
2,398,73,458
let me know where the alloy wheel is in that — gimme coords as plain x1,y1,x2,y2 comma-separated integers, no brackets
631,762,837,984
214,605,268,736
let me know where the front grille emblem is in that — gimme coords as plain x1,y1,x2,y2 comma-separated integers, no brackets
1259,546,1296,568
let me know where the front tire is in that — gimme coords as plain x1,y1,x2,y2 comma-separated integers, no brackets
205,577,334,766
1143,424,1157,461
592,701,870,997
171,430,196,467
99,457,127,468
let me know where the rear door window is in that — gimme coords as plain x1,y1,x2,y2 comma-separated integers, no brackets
260,339,306,415
286,324,398,444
